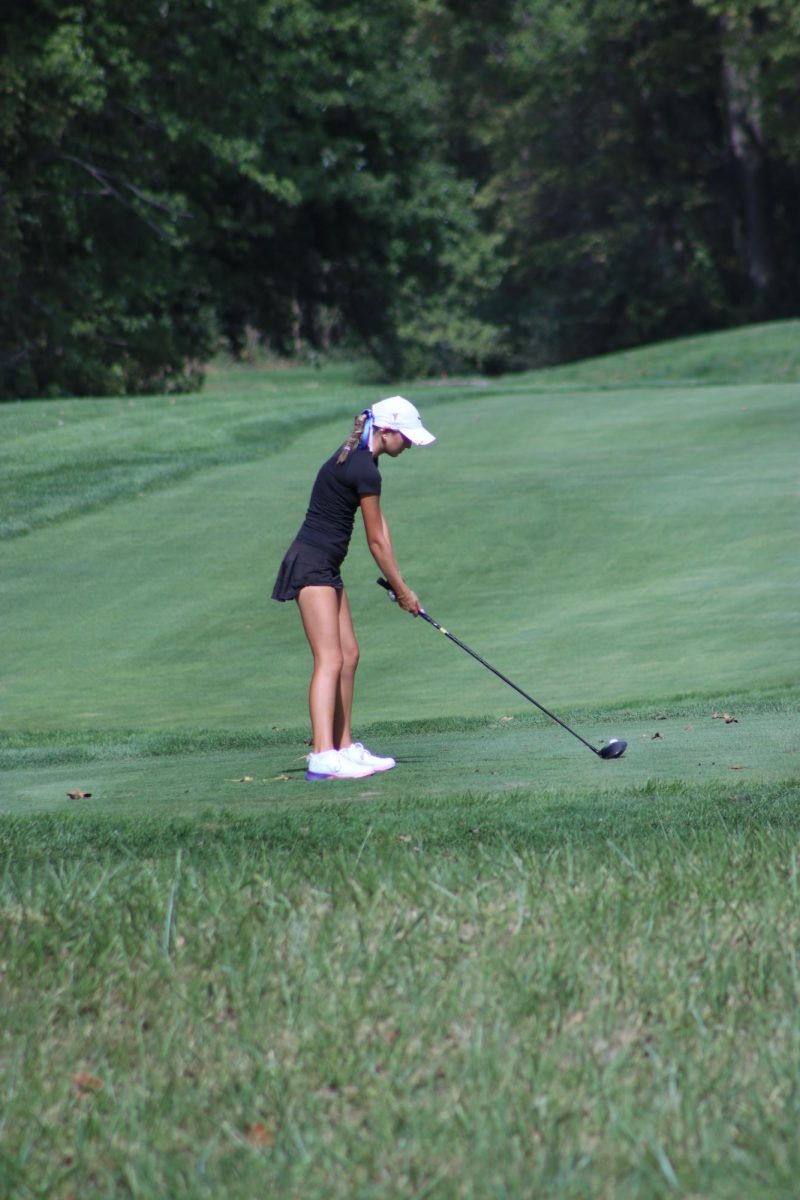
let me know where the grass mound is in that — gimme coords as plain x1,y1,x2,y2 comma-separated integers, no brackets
528,318,800,386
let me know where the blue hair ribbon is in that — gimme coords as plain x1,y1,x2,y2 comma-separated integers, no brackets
359,409,373,450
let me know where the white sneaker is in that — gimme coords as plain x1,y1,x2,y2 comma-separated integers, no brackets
305,749,375,782
341,742,396,772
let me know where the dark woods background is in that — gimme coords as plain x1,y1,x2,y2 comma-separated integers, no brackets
2,0,799,398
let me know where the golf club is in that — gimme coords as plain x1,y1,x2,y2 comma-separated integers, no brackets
377,578,627,760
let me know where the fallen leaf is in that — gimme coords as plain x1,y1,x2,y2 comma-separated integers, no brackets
226,775,254,783
458,922,477,942
73,1072,103,1095
67,790,92,800
500,716,514,722
245,1122,275,1148
398,834,413,844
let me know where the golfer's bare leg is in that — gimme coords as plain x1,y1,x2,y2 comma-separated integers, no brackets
296,586,343,753
334,588,359,750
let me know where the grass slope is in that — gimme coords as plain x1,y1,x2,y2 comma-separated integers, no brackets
1,327,797,732
530,318,800,386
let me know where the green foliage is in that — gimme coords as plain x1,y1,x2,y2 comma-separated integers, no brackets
470,1,730,362
1,1,219,397
3,0,800,395
1,0,490,396
426,0,800,368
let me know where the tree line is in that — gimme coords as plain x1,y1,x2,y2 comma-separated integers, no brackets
2,0,799,398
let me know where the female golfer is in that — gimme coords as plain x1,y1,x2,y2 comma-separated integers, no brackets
272,396,435,780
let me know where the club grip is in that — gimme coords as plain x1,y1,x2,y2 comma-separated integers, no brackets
377,577,427,618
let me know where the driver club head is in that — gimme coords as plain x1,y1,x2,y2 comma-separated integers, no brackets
598,738,627,759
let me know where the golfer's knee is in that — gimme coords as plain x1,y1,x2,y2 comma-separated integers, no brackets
342,641,359,675
315,648,345,677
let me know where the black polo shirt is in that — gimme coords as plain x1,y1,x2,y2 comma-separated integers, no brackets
295,445,382,564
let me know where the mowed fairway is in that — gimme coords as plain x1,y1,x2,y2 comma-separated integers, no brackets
1,325,799,1198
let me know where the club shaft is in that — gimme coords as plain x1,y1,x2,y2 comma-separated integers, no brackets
419,611,600,755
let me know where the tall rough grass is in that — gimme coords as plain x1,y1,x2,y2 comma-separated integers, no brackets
3,822,800,1198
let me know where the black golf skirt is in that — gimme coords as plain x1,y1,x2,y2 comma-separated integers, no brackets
271,539,344,601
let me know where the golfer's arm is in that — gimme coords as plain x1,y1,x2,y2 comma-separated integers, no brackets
359,494,409,598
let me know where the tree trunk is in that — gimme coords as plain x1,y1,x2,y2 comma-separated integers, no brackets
722,16,775,296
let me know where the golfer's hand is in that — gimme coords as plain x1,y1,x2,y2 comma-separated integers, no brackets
397,588,421,616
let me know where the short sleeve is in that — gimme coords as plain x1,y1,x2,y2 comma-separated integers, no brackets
353,452,382,498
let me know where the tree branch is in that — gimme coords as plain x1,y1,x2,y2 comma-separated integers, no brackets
60,153,184,238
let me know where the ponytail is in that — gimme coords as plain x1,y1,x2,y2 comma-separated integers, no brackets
336,409,373,464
